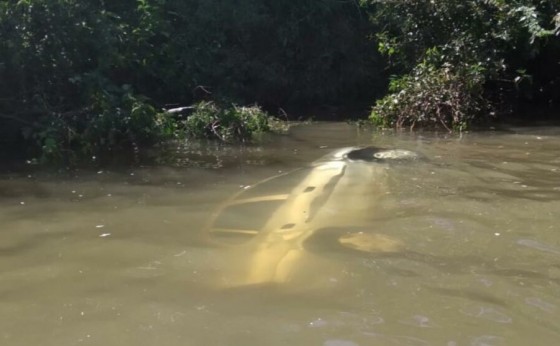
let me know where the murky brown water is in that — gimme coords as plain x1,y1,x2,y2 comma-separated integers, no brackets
1,123,560,345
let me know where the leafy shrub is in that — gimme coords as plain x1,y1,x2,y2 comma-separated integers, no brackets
367,0,560,129
184,102,272,142
370,57,488,131
27,87,175,163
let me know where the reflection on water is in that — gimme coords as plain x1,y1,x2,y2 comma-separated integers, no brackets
1,123,560,345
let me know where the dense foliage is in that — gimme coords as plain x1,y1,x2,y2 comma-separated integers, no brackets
367,0,560,129
0,0,380,162
370,54,488,131
0,0,559,163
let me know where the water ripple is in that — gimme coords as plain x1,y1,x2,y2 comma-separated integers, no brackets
525,297,557,313
460,306,512,324
517,239,560,256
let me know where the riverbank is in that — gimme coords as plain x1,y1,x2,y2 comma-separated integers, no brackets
2,1,557,164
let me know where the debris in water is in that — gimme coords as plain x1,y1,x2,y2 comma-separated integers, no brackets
99,233,111,237
308,318,328,328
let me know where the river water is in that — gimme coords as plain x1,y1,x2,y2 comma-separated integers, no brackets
1,123,560,345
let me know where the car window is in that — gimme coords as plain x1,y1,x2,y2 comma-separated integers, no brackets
213,200,284,232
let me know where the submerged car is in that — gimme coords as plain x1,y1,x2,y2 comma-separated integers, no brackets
206,146,418,286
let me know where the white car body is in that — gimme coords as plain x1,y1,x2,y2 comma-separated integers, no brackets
206,147,418,286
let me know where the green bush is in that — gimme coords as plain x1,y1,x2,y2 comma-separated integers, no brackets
26,86,176,163
185,102,272,142
370,55,488,131
366,0,560,129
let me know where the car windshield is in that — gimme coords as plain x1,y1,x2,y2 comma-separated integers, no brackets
238,168,310,199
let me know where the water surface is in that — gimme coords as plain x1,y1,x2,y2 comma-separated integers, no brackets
1,123,560,345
